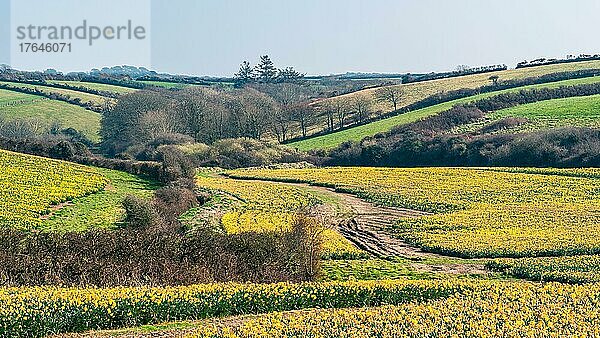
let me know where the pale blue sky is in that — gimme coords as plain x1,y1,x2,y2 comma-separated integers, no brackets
2,0,600,76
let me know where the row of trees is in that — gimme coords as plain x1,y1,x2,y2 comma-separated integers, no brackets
516,54,600,69
234,55,304,84
305,86,403,136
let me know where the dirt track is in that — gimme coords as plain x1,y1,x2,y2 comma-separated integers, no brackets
229,178,487,275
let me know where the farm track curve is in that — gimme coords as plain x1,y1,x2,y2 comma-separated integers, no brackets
224,176,487,275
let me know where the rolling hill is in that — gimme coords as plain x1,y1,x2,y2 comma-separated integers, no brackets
0,81,113,107
474,94,600,133
291,68,600,150
317,60,600,114
0,88,102,141
0,149,156,231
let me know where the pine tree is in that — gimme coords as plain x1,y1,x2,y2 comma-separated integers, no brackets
254,55,277,83
277,67,304,82
234,61,254,84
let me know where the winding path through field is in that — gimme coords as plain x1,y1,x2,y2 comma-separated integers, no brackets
226,176,487,275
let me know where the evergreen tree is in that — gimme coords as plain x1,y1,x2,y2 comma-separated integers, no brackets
277,67,304,82
234,61,254,84
254,55,277,83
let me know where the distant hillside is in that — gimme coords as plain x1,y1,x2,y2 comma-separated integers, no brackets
316,60,600,116
290,74,600,150
290,61,600,150
454,94,600,135
0,88,101,142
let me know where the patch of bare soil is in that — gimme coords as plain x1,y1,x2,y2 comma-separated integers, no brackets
39,201,74,220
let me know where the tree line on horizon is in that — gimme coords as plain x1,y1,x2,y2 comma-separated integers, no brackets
234,55,304,85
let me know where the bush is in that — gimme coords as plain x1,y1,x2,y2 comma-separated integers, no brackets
153,180,200,225
49,141,76,159
122,195,159,229
157,145,197,181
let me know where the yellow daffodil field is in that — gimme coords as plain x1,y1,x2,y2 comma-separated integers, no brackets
195,174,366,259
488,255,600,284
0,149,107,230
4,160,600,337
228,167,600,258
0,149,156,232
189,281,600,337
0,280,470,336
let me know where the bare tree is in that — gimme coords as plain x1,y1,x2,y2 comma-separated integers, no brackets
176,87,218,142
321,102,335,132
322,99,348,131
375,86,403,111
138,109,179,140
238,88,278,139
290,102,316,138
456,64,471,72
271,106,294,142
489,75,500,86
335,99,349,129
352,96,371,124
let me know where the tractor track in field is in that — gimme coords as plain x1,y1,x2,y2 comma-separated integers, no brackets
225,176,487,275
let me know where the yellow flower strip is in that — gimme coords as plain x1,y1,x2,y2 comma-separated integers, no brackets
196,175,365,259
190,282,600,337
0,150,108,230
0,280,471,337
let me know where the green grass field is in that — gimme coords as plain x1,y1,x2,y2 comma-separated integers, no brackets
42,167,159,232
48,80,138,95
0,90,40,105
491,94,600,128
290,75,600,150
0,81,113,106
0,89,101,141
452,91,600,134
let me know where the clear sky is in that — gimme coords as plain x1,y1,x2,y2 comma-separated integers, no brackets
2,0,600,76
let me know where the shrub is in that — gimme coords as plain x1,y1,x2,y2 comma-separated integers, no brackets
122,195,159,229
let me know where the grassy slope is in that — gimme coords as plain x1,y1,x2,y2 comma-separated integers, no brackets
0,81,113,106
290,75,600,150
0,90,40,104
0,89,101,141
493,94,600,125
452,88,600,135
43,168,159,232
48,80,137,95
0,149,158,232
319,60,600,113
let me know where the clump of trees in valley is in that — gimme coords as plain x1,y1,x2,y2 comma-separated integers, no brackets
101,87,281,154
100,87,316,169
